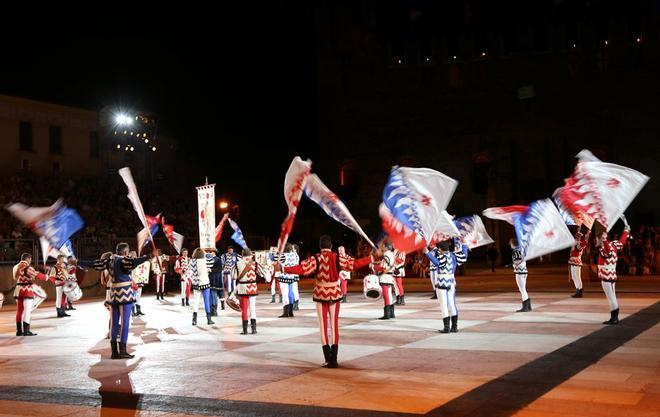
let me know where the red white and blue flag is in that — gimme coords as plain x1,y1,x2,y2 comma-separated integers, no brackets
554,149,649,231
161,219,184,254
228,218,248,250
137,214,162,253
513,199,575,261
379,166,458,252
482,205,529,225
6,199,84,252
304,174,375,248
453,215,494,249
277,156,312,254
215,213,229,243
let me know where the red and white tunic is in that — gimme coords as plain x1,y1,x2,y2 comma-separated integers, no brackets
598,230,629,282
49,264,70,286
393,250,406,277
371,250,395,286
338,252,353,281
175,256,190,281
236,258,258,296
285,249,371,303
568,232,590,266
13,261,50,299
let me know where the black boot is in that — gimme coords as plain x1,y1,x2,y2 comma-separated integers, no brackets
430,292,438,299
68,301,76,310
132,305,138,317
110,340,119,359
329,344,339,368
603,308,619,325
211,305,218,317
293,300,299,311
192,312,197,326
279,305,290,318
181,299,185,306
279,295,283,304
270,295,276,303
342,295,347,303
288,303,294,317
22,322,36,336
321,344,331,367
572,288,583,298
220,299,226,310
400,295,406,305
207,313,215,325
450,315,458,333
516,299,532,312
118,342,134,359
395,295,401,305
137,305,145,316
439,317,451,333
250,318,257,334
390,304,396,319
379,306,390,320
16,322,22,336
186,298,190,306
240,320,249,335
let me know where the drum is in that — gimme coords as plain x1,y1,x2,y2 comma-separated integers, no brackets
226,292,241,312
32,284,47,311
363,274,382,301
64,281,83,302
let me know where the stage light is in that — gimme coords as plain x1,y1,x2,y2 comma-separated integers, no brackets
571,42,576,48
397,59,402,64
481,51,486,57
116,144,121,149
115,114,133,125
635,37,642,43
425,56,430,62
152,146,157,151
145,139,149,143
219,201,229,210
452,55,457,60
604,40,609,46
130,146,135,151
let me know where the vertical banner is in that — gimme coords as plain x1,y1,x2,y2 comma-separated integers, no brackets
197,183,216,249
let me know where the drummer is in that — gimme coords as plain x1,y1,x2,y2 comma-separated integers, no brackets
50,255,72,318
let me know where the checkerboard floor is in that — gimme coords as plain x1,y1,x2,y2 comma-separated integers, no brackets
0,289,658,417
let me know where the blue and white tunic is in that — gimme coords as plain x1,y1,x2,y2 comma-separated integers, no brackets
426,244,468,290
271,252,300,284
512,248,527,275
95,255,149,305
221,252,238,277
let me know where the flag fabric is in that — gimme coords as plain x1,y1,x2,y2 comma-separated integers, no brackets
118,167,149,229
137,214,162,253
228,218,248,249
304,174,375,248
482,205,529,225
38,237,73,265
277,157,312,253
553,195,578,226
429,211,462,245
6,200,84,251
554,149,649,231
379,166,458,252
215,213,229,243
161,221,184,254
513,199,575,261
453,215,494,249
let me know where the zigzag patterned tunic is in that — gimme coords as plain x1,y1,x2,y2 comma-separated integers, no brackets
285,249,371,303
598,230,629,282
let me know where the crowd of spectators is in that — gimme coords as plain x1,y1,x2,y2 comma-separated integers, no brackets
0,174,198,262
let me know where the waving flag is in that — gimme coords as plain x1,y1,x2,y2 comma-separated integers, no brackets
215,213,229,243
277,157,312,253
6,199,84,251
429,211,462,244
554,149,649,231
228,218,248,249
380,166,458,252
454,215,494,249
482,205,529,225
39,237,74,266
553,195,578,226
118,167,149,229
161,219,184,254
304,174,375,248
514,199,575,261
137,214,162,253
